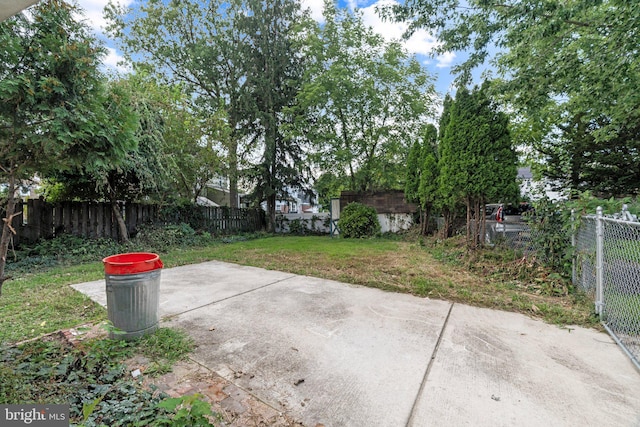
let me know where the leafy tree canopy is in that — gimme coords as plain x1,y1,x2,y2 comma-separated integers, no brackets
385,0,640,197
107,0,315,231
384,0,639,140
291,0,437,193
0,0,132,290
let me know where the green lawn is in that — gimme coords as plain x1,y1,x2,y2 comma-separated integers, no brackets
603,292,640,329
0,234,599,344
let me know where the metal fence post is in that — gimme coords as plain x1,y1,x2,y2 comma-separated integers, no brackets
595,206,604,316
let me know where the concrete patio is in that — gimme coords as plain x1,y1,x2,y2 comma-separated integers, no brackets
73,260,640,427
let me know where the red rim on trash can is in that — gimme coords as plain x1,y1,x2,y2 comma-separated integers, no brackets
103,252,163,275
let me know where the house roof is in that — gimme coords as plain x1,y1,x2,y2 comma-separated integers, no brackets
1,0,39,21
196,196,219,207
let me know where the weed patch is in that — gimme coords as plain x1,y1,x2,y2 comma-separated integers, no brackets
0,328,212,426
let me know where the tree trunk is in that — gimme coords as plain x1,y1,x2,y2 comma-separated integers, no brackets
480,199,487,246
422,205,432,235
465,197,472,248
441,207,454,239
111,200,129,243
266,193,276,233
473,199,481,249
228,138,239,208
0,173,19,296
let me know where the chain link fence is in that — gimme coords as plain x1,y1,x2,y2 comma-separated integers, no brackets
484,220,548,263
486,207,640,370
594,211,640,369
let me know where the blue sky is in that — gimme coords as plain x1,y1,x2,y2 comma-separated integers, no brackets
75,0,466,96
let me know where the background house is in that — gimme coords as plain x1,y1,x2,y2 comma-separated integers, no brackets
204,175,248,207
518,167,565,201
262,187,319,214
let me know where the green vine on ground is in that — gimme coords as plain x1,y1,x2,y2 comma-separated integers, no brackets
0,328,214,426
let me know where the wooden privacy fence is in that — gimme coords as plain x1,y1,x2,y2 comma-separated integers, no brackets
156,205,265,235
3,199,265,245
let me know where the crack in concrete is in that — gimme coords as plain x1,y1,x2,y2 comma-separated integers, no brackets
406,302,455,427
161,275,298,320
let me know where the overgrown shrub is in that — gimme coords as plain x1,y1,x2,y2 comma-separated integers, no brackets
7,224,213,274
525,196,573,276
526,192,640,277
338,202,380,238
26,235,123,259
7,235,127,274
288,218,309,235
134,223,212,252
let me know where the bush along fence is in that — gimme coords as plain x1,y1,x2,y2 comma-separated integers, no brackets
2,199,266,245
157,204,265,236
573,206,640,371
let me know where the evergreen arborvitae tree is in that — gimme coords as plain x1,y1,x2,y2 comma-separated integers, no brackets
418,124,439,235
438,94,454,140
405,140,422,205
405,124,438,235
438,84,518,247
437,91,467,238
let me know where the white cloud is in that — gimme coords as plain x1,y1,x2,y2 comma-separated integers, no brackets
102,46,131,74
436,51,456,68
301,0,325,23
76,0,133,34
358,0,440,56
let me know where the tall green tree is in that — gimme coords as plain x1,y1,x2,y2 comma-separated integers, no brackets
291,0,436,193
0,0,132,293
235,0,313,231
438,85,518,248
405,141,422,206
405,124,438,235
434,94,457,238
123,74,226,205
107,0,313,230
418,124,439,235
106,0,249,208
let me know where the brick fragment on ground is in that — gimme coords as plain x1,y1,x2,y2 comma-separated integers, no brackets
138,360,303,426
60,325,302,426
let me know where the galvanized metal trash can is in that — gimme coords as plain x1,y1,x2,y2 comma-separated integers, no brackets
103,252,163,340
